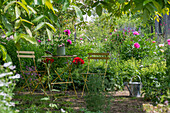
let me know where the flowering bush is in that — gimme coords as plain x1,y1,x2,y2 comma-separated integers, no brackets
72,57,85,65
0,62,20,112
53,29,72,47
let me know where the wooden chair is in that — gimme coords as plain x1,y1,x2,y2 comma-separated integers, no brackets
81,53,110,97
17,51,46,94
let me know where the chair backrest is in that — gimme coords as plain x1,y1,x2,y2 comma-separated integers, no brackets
16,51,37,72
87,53,109,74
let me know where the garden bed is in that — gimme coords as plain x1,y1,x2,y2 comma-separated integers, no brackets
12,88,169,113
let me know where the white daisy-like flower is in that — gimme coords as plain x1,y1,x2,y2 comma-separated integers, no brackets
9,74,20,79
3,62,12,67
9,65,16,70
61,108,66,113
0,72,13,78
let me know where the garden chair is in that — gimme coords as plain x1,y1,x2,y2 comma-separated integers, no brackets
81,53,110,97
17,51,46,94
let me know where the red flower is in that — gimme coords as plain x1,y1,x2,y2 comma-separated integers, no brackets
72,57,84,65
44,58,54,64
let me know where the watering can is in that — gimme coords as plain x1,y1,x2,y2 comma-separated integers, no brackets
125,75,142,97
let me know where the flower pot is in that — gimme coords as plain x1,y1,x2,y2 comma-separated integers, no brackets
57,46,65,55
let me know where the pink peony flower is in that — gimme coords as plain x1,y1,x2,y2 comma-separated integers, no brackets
105,39,107,41
64,29,71,36
133,31,139,35
38,40,41,43
168,42,170,45
167,39,170,42
152,41,156,43
67,39,72,44
80,38,83,40
134,43,140,48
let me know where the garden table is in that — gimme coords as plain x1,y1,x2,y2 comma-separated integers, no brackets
41,55,77,97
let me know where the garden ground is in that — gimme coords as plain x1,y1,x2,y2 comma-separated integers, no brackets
13,87,169,113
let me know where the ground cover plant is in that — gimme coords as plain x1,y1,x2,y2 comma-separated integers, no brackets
0,0,170,112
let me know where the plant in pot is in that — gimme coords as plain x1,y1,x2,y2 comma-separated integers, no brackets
53,29,72,55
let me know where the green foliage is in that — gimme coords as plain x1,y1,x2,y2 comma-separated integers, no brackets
85,74,111,112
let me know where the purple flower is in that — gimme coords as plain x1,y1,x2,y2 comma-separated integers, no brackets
67,39,72,45
80,38,83,40
167,39,170,42
133,31,139,35
134,43,140,48
168,42,170,45
2,34,6,38
48,39,50,41
38,40,41,43
10,35,14,39
164,100,168,106
64,29,71,36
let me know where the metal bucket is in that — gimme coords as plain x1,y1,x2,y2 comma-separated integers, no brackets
57,46,65,56
129,75,142,97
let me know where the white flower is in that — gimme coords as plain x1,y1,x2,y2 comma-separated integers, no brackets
159,44,164,47
153,52,156,54
61,108,66,113
0,72,13,78
9,74,20,79
139,65,143,67
3,62,12,67
160,49,164,52
9,65,16,70
80,41,84,44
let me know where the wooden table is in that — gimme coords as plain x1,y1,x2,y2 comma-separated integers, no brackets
42,55,77,97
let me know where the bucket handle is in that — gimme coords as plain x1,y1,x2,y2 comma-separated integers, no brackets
130,75,141,83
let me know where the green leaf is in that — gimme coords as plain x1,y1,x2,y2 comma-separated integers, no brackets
62,1,69,11
32,15,45,23
21,19,34,25
0,44,7,61
124,2,131,11
27,5,37,14
145,3,155,15
17,1,29,14
152,1,161,12
96,5,102,16
20,34,37,44
164,0,168,4
1,16,12,31
40,97,50,100
4,1,16,13
15,19,21,29
143,0,154,5
71,5,83,20
45,1,55,14
92,1,99,8
46,28,53,40
21,0,27,5
15,6,21,19
24,26,32,37
14,32,20,43
143,8,150,23
87,10,91,16
118,0,124,4
45,22,56,32
34,22,45,31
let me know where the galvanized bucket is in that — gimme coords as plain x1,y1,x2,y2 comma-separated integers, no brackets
57,46,65,56
129,75,142,97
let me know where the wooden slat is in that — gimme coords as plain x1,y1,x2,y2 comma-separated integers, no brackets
88,53,109,55
88,57,109,59
17,51,34,54
17,55,35,58
51,82,73,84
